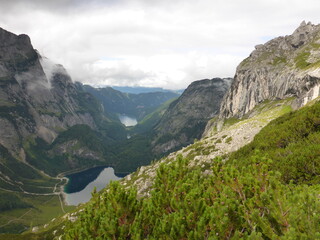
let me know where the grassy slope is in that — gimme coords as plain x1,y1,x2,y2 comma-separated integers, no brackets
129,98,177,135
56,98,320,239
0,194,75,235
0,97,177,235
13,97,320,239
228,99,320,184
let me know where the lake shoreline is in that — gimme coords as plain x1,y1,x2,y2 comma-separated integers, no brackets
59,166,123,206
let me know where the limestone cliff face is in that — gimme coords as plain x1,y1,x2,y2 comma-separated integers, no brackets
220,21,320,118
152,78,232,155
0,27,97,158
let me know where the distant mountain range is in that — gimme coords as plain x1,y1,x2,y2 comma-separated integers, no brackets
83,85,180,121
111,86,184,94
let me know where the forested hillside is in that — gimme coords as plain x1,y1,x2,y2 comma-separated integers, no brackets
83,85,179,121
21,99,320,239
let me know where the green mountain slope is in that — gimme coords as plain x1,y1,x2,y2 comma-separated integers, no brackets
3,22,320,239
83,85,180,121
19,98,320,239
228,99,320,184
129,98,176,135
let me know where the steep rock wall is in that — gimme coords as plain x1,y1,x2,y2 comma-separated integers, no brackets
152,78,232,155
220,21,320,118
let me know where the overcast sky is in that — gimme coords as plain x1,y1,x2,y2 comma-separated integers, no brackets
0,0,319,89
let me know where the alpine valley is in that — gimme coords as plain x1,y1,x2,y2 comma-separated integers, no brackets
1,21,320,239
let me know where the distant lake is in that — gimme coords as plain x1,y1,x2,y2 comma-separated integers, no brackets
64,167,122,206
119,114,137,127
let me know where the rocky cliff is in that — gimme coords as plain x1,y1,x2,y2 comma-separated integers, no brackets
220,21,320,118
152,78,232,155
0,27,99,161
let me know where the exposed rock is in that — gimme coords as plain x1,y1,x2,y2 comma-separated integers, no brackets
123,98,294,198
220,21,320,119
152,78,232,155
0,27,97,156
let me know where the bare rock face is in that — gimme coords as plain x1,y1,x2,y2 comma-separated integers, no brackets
152,78,232,155
220,21,320,118
0,28,96,157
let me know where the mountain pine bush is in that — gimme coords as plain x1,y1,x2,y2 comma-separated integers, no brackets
63,154,320,239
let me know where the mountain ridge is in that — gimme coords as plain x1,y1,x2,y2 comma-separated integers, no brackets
83,85,179,121
220,21,320,119
151,78,232,155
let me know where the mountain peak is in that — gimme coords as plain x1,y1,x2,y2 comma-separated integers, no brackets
0,27,32,50
290,21,317,48
220,22,320,118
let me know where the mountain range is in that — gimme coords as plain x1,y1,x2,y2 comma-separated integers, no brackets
83,85,180,121
1,21,320,239
0,26,228,235
110,86,183,94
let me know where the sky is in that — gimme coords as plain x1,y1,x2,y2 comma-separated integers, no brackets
0,0,319,90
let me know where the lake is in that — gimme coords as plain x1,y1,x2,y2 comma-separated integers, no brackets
119,114,137,126
64,166,122,205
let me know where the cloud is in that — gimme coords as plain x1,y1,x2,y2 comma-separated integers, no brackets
39,56,69,89
0,0,319,89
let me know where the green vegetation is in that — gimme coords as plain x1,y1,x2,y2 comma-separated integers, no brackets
294,40,320,70
83,85,179,121
229,100,320,184
294,51,311,69
61,154,320,239
223,117,241,127
110,134,155,174
225,136,232,144
0,193,31,212
47,98,320,239
272,56,287,66
23,128,107,177
0,193,75,235
23,123,157,176
0,144,59,193
130,98,176,135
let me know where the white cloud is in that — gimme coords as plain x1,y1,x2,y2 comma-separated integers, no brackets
0,0,319,89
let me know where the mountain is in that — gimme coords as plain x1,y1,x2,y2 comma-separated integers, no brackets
0,27,122,234
220,21,320,118
96,79,233,174
0,27,114,177
151,78,232,155
3,22,320,239
111,86,183,94
83,85,180,121
18,21,320,240
55,99,320,240
0,27,134,178
0,28,98,156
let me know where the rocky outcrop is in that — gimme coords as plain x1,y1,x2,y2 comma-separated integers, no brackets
220,21,320,118
152,78,232,155
0,27,97,158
